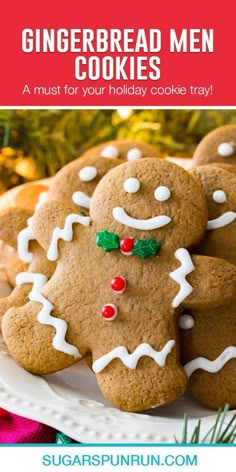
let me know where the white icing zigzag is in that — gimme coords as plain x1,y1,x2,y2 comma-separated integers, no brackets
184,346,236,378
17,217,34,263
17,191,49,263
16,272,80,358
35,191,49,210
47,214,90,261
92,340,175,373
169,248,195,308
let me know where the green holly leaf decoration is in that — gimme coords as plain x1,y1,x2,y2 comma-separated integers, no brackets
132,239,161,259
96,230,120,252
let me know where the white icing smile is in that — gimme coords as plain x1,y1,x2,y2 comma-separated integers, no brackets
92,340,175,373
112,207,171,230
207,211,236,230
72,191,91,209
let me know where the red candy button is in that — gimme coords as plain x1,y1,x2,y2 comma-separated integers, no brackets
101,304,118,321
0,407,7,417
110,276,126,294
120,238,134,255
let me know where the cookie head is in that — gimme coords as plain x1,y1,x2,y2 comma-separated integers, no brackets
191,166,236,231
193,124,236,166
90,158,207,249
47,153,123,213
209,162,236,177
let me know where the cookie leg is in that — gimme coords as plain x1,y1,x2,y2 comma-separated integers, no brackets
0,284,31,331
180,305,236,409
93,356,187,412
188,365,236,409
2,302,79,374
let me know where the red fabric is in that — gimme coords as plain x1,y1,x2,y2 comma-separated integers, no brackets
0,411,56,443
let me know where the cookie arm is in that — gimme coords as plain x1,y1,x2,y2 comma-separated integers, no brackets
32,201,90,259
0,206,33,249
183,255,236,310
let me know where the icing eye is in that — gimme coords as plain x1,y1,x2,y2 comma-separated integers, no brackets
123,178,140,193
101,145,119,159
217,142,234,157
126,148,143,161
213,190,227,203
154,186,171,202
79,166,97,182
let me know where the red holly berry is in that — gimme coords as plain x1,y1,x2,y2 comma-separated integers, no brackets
0,407,7,417
110,276,126,294
120,238,134,255
101,304,118,321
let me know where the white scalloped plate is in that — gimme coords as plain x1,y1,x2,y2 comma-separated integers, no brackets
0,335,235,443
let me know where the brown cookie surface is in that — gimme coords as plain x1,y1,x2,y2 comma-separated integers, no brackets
47,140,160,214
180,165,236,409
209,162,236,177
3,158,236,412
47,153,123,214
0,142,138,331
180,303,236,409
191,166,236,264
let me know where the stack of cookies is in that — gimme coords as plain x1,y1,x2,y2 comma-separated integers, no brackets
0,130,235,412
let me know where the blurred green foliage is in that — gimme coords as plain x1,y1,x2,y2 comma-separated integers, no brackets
0,109,236,184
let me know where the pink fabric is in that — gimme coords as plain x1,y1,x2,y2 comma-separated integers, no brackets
0,411,56,443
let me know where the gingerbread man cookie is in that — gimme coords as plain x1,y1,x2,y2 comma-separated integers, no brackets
192,124,236,167
19,140,160,264
180,165,236,408
15,142,146,268
0,142,148,329
3,159,236,412
0,204,56,330
192,166,236,264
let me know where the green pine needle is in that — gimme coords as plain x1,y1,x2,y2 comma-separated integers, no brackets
190,419,201,443
1,109,236,185
181,412,188,443
179,404,236,444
